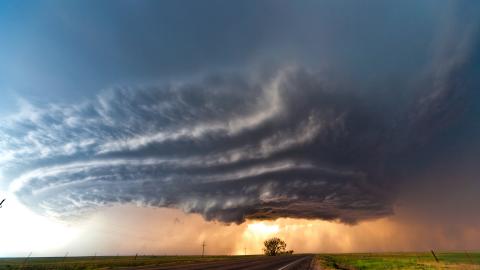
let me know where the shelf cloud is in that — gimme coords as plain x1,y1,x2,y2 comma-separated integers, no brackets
3,34,479,223
1,1,479,226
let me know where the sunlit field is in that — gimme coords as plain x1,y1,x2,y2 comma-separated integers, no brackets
316,252,480,269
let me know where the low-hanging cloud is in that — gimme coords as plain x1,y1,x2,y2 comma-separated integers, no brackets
2,68,389,223
2,11,480,224
2,49,477,225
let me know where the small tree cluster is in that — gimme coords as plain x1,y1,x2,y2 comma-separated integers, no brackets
263,237,293,256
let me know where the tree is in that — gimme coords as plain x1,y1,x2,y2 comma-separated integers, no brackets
263,237,288,256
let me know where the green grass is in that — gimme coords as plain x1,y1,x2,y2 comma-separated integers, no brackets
316,252,480,270
0,255,261,270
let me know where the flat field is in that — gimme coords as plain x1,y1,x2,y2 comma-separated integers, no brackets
1,253,479,269
316,252,480,269
0,255,258,270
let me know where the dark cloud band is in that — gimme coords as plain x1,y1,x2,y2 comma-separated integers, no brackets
2,25,479,224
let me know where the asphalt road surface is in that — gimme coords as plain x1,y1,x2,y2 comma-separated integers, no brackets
126,255,314,270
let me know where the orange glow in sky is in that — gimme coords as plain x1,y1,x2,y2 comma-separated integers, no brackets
2,203,480,257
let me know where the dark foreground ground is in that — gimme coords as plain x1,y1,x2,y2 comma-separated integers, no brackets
0,255,313,270
1,252,480,270
125,255,314,270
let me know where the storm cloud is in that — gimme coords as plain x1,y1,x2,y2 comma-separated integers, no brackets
1,1,480,226
3,31,480,224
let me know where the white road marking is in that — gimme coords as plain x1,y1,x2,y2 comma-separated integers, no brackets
277,256,308,270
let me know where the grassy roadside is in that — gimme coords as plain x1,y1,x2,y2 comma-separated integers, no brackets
0,255,261,270
315,252,480,270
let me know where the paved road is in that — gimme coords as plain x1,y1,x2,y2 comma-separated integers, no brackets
125,255,314,270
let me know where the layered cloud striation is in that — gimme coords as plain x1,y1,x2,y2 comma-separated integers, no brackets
3,31,479,225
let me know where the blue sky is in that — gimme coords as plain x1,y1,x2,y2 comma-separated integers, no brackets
0,0,452,115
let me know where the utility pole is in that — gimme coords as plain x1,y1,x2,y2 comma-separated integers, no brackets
93,252,97,269
62,252,69,269
20,252,32,270
430,250,439,263
465,250,474,264
201,241,206,257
